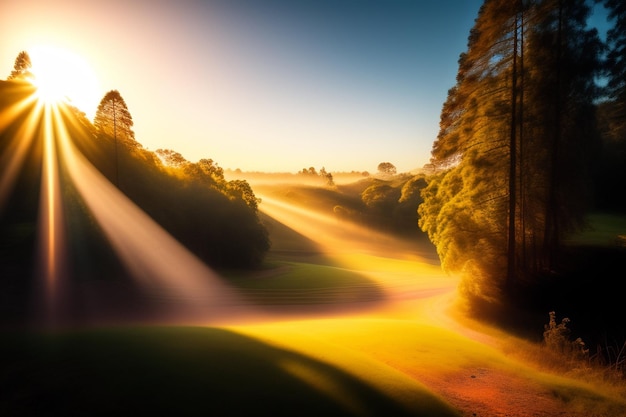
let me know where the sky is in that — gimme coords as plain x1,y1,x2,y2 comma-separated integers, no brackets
0,0,610,173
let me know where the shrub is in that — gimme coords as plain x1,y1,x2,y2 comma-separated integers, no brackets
543,311,589,362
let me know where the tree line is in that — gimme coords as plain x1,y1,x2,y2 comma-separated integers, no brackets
418,0,626,309
87,90,270,268
2,56,270,270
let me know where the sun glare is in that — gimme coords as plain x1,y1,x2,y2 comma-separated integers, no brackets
29,46,100,116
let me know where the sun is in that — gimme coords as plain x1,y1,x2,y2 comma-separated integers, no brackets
29,45,101,116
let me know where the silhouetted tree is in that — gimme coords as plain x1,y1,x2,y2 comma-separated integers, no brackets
524,0,603,270
319,167,335,187
377,162,397,176
7,51,32,80
156,149,188,168
604,0,626,122
94,90,135,186
307,167,317,176
593,0,626,210
228,180,260,212
197,158,225,184
94,90,135,143
602,0,626,140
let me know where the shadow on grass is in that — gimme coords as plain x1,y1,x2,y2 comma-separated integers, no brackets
225,214,387,316
259,211,322,255
0,212,386,327
0,326,459,417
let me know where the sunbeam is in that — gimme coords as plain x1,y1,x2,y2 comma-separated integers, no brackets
257,193,437,263
35,103,67,324
0,88,40,213
51,104,254,324
1,81,262,325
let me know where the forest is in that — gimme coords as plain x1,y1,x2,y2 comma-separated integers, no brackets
0,78,270,324
416,0,625,331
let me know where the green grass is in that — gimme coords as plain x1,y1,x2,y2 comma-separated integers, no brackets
566,212,626,246
225,260,384,306
0,326,460,417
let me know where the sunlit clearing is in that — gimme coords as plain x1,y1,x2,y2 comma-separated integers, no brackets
230,319,475,415
29,45,100,116
257,192,457,317
232,314,626,416
51,105,256,324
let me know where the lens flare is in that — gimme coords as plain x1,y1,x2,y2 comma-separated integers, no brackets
2,83,259,325
29,45,101,117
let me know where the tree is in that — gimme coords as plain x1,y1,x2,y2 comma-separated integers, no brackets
593,0,626,210
602,0,626,140
377,162,397,176
94,90,135,143
94,90,136,186
197,158,225,183
420,0,521,301
419,0,603,305
523,0,603,270
227,180,260,212
319,167,335,186
156,149,188,168
604,0,626,98
361,183,398,216
7,51,32,80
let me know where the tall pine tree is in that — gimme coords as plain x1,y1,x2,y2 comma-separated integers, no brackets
94,90,136,187
419,0,603,306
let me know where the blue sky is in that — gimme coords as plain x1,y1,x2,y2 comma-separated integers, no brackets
1,0,608,173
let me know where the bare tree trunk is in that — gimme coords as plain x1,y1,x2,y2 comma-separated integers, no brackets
544,0,563,269
519,6,527,275
507,8,520,289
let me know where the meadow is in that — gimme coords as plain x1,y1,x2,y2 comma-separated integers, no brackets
3,180,626,417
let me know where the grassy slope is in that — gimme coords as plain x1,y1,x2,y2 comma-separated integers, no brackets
3,183,626,416
0,326,459,417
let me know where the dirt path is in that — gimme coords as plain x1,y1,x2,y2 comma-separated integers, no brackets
417,367,581,417
251,196,626,416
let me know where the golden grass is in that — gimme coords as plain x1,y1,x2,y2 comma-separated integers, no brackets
229,311,626,415
224,191,626,415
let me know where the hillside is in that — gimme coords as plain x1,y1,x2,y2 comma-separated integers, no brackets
0,80,269,325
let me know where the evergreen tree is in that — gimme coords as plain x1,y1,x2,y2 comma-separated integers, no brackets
94,90,136,187
94,90,135,144
7,51,33,80
419,0,603,305
603,0,626,140
523,0,603,270
595,0,626,210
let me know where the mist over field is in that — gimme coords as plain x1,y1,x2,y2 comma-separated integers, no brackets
2,1,626,416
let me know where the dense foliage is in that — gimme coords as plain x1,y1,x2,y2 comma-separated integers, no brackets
418,0,613,306
0,80,269,277
256,172,429,239
85,97,270,269
594,0,626,210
